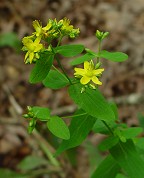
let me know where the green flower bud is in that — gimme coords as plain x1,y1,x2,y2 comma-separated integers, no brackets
27,106,32,112
95,62,101,69
96,30,109,41
23,114,29,118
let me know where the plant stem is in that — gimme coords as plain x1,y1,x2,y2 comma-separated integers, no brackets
55,55,72,85
57,35,63,47
102,120,114,135
97,40,101,63
33,129,60,167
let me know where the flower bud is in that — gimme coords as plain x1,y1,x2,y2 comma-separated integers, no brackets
95,62,101,69
23,114,29,118
96,30,109,41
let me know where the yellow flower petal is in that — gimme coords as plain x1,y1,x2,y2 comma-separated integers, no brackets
34,44,43,52
80,76,91,85
84,61,90,70
93,68,104,75
33,20,42,36
34,37,41,44
74,68,85,76
22,37,33,46
29,52,34,63
25,52,29,60
92,76,102,85
43,22,52,31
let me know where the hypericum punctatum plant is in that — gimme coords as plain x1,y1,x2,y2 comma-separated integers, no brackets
22,18,144,178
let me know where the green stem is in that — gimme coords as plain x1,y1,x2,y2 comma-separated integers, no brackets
33,130,60,167
55,55,72,85
62,112,87,119
57,35,63,47
102,120,114,135
97,40,101,63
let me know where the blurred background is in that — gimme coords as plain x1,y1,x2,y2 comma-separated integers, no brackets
0,0,144,177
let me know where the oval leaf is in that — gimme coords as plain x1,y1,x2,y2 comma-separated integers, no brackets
29,53,54,84
55,44,84,57
32,106,50,121
43,70,69,89
55,110,96,156
70,53,96,66
47,116,70,140
100,50,128,62
121,127,143,139
68,83,115,121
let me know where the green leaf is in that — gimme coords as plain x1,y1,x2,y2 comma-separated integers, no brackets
110,139,144,178
0,169,29,178
68,83,115,121
93,119,111,134
43,69,69,89
29,53,54,84
91,155,120,178
135,138,144,151
55,110,96,156
0,32,21,52
17,155,47,170
47,116,70,140
99,50,128,62
55,44,84,57
121,127,143,139
138,113,144,129
32,106,50,121
92,119,117,134
115,173,128,178
70,53,96,66
98,136,119,151
66,148,77,167
109,102,119,120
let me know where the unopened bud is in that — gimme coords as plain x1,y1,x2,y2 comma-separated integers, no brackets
23,114,29,118
96,30,109,41
27,106,32,112
95,62,101,69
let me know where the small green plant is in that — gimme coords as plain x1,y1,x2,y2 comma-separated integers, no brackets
21,18,144,178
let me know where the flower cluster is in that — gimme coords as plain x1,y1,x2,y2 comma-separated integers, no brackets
74,60,104,88
22,18,80,64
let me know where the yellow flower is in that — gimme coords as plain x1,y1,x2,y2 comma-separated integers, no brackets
33,20,52,38
61,18,73,31
59,18,80,38
74,60,104,86
33,20,43,37
22,37,43,63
